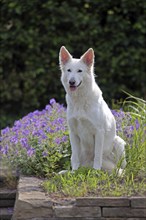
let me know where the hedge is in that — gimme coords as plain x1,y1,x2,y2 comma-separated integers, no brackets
0,0,146,128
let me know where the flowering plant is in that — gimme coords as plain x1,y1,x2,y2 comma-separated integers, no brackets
0,95,145,178
0,99,71,177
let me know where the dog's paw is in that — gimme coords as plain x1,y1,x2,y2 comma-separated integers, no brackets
117,168,125,177
72,163,80,170
93,163,101,170
58,170,68,175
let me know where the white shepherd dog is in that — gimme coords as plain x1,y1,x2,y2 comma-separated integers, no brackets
59,46,126,173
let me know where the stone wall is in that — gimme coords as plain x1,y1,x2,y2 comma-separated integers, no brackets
0,188,16,220
0,162,17,220
12,176,146,220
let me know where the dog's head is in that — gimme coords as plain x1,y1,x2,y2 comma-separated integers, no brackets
59,46,94,93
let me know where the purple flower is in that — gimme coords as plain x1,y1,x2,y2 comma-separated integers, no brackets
62,135,68,142
124,125,134,138
22,130,30,136
33,110,40,116
54,137,61,145
1,145,9,155
55,127,60,132
41,122,47,128
135,119,140,130
20,138,29,148
50,98,56,105
33,129,47,139
14,120,21,128
57,117,64,124
41,133,47,139
45,104,51,111
46,127,55,133
12,126,18,132
10,135,18,144
1,127,10,135
27,148,35,157
57,104,66,113
42,151,48,157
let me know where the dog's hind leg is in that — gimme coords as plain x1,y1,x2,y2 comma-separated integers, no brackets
113,136,126,169
102,157,116,173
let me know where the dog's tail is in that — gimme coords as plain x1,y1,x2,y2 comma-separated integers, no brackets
113,136,126,169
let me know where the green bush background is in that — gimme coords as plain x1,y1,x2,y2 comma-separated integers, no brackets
0,0,146,128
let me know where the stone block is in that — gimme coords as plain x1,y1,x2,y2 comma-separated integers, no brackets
131,197,146,208
0,189,16,199
12,177,53,220
128,218,146,220
54,205,101,218
0,199,15,207
43,218,103,220
76,197,130,207
21,218,102,220
18,177,44,193
12,199,53,219
103,207,146,217
0,207,13,219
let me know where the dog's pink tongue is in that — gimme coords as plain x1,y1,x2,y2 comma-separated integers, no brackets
70,86,77,91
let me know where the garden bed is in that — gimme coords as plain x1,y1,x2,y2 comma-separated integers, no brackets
1,97,146,219
12,176,146,220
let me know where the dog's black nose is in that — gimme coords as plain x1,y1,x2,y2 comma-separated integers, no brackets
69,79,76,86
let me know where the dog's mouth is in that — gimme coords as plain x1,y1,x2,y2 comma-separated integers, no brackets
70,81,82,91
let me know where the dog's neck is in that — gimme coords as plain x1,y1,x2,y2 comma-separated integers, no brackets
66,80,102,108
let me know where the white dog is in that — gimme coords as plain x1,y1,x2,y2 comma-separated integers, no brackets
59,46,126,173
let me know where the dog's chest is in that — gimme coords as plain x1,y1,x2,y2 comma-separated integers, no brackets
69,117,95,136
68,104,96,136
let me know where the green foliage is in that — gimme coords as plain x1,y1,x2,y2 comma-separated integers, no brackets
43,95,146,197
43,167,146,197
121,93,146,178
122,91,146,120
1,0,146,128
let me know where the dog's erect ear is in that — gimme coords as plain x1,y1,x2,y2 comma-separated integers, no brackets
81,48,94,67
59,46,72,65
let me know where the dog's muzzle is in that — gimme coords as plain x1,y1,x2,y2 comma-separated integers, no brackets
76,81,82,87
69,78,82,91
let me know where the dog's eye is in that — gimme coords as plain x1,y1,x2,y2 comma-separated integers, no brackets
78,69,82,73
67,69,71,72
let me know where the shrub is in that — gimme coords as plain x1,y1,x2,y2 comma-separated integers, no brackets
1,0,146,128
0,99,71,177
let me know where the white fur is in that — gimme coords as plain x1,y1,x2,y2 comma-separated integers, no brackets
59,46,126,173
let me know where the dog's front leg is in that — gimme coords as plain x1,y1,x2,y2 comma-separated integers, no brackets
70,131,80,170
93,130,104,170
